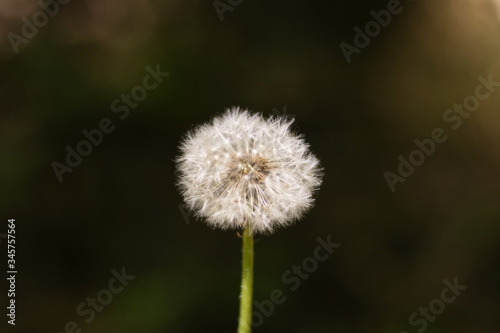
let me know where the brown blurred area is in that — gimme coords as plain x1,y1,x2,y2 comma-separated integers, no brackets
1,1,499,332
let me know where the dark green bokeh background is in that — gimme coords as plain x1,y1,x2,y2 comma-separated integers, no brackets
1,0,500,332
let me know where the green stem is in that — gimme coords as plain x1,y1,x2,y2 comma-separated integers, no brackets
237,225,254,333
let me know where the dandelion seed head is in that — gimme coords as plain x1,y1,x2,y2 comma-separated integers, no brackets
176,107,322,234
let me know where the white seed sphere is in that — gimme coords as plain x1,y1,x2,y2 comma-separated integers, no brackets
176,107,322,234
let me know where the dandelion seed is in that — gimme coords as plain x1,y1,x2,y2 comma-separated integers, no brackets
176,107,322,234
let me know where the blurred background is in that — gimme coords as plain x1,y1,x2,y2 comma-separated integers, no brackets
1,0,500,332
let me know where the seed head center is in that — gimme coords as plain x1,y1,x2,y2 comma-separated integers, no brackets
228,155,270,184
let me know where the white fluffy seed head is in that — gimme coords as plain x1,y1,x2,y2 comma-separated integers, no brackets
176,107,323,234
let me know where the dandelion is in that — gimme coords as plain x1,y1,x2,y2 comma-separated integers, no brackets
176,107,322,332
177,108,322,234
